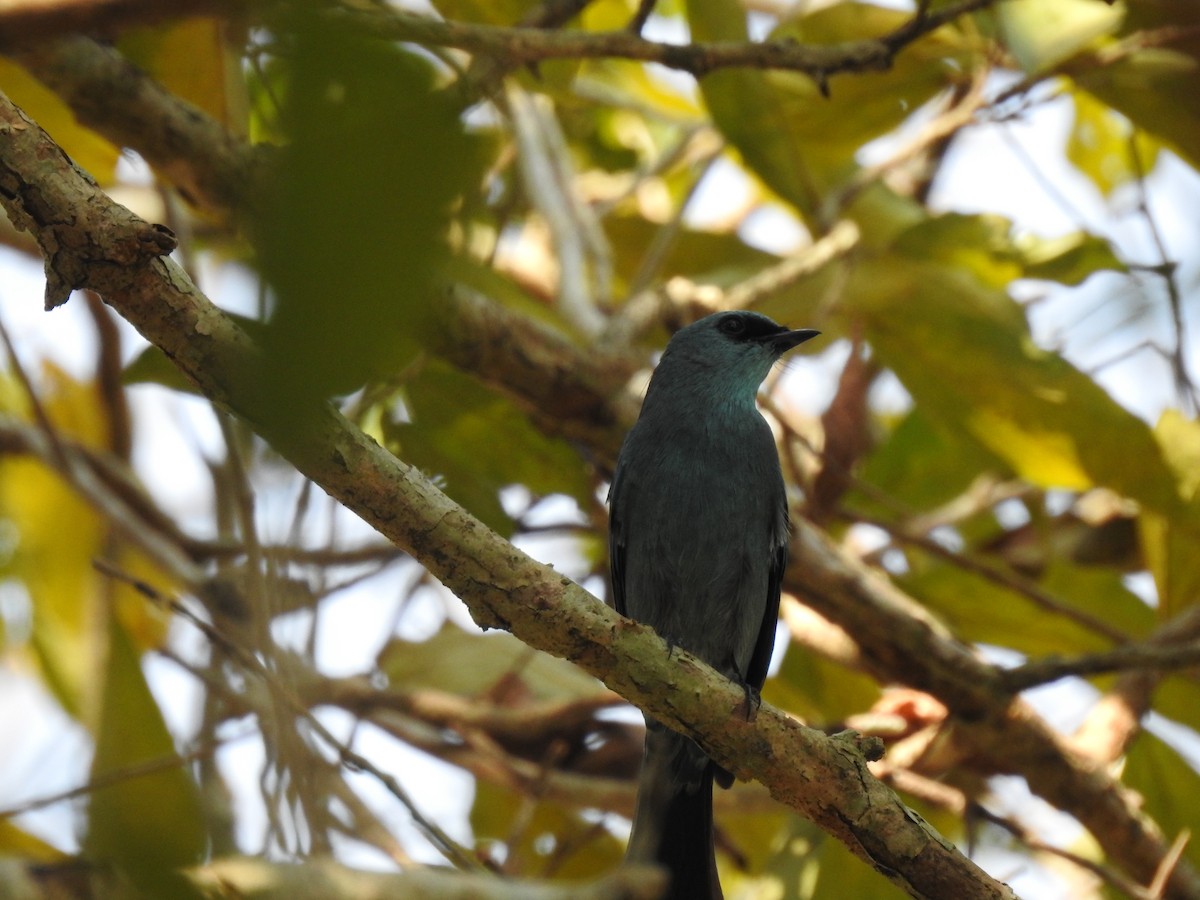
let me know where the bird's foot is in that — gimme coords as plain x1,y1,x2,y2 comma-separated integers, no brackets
736,682,762,723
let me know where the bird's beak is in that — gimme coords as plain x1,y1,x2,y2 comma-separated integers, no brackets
770,328,821,352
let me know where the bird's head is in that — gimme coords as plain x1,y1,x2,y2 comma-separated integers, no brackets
659,310,818,383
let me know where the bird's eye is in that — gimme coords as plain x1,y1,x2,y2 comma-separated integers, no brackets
718,316,746,336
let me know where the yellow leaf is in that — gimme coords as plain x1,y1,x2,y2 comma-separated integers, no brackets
995,0,1124,73
968,408,1091,489
0,365,170,721
0,58,119,182
119,18,246,132
0,819,68,862
85,619,206,898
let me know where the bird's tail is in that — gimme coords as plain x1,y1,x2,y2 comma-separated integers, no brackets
626,726,721,900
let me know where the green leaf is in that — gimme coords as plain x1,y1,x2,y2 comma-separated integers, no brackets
740,817,908,900
386,359,591,534
992,0,1123,74
1152,679,1200,740
1142,411,1200,618
1016,229,1126,285
85,620,207,898
852,409,1012,516
1067,87,1161,198
686,0,821,217
892,212,1125,288
902,558,1153,657
1074,48,1200,171
805,832,912,900
378,622,607,701
765,637,880,725
1123,731,1200,872
687,0,971,220
846,252,1181,516
0,819,67,862
254,16,485,416
605,215,777,294
1154,409,1200,502
471,781,625,878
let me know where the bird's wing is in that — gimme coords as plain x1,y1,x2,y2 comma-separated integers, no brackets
744,511,788,692
607,465,629,617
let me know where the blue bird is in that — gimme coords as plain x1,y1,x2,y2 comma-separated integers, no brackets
609,310,819,899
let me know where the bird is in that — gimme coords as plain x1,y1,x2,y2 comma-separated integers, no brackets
608,310,820,899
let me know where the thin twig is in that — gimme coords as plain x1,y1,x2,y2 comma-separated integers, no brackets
851,511,1130,645
1128,132,1197,414
92,560,483,872
973,803,1154,899
332,0,1000,80
507,84,608,336
1151,831,1193,900
0,733,238,820
1001,641,1200,691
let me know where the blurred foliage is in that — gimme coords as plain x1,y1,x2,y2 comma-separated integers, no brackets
3,0,1200,897
254,12,489,418
378,621,610,701
118,18,246,131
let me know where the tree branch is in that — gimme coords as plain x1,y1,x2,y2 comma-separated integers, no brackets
0,0,242,47
188,856,669,900
328,0,998,81
12,35,267,217
1000,641,1200,692
1,0,1000,82
788,520,1200,899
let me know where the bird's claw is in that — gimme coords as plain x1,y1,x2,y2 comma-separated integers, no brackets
736,682,762,722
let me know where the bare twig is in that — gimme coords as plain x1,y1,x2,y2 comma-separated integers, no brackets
850,511,1130,644
332,0,1000,81
1128,133,1196,413
972,803,1153,900
1001,642,1200,691
92,560,483,873
507,85,609,336
0,733,233,820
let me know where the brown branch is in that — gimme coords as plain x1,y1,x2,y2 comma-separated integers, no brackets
0,88,1016,900
316,674,785,821
788,519,1200,899
0,105,176,309
189,857,670,900
331,0,999,81
0,0,242,46
1072,606,1200,764
12,35,267,217
1001,641,1200,692
328,679,627,752
1,0,1001,88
